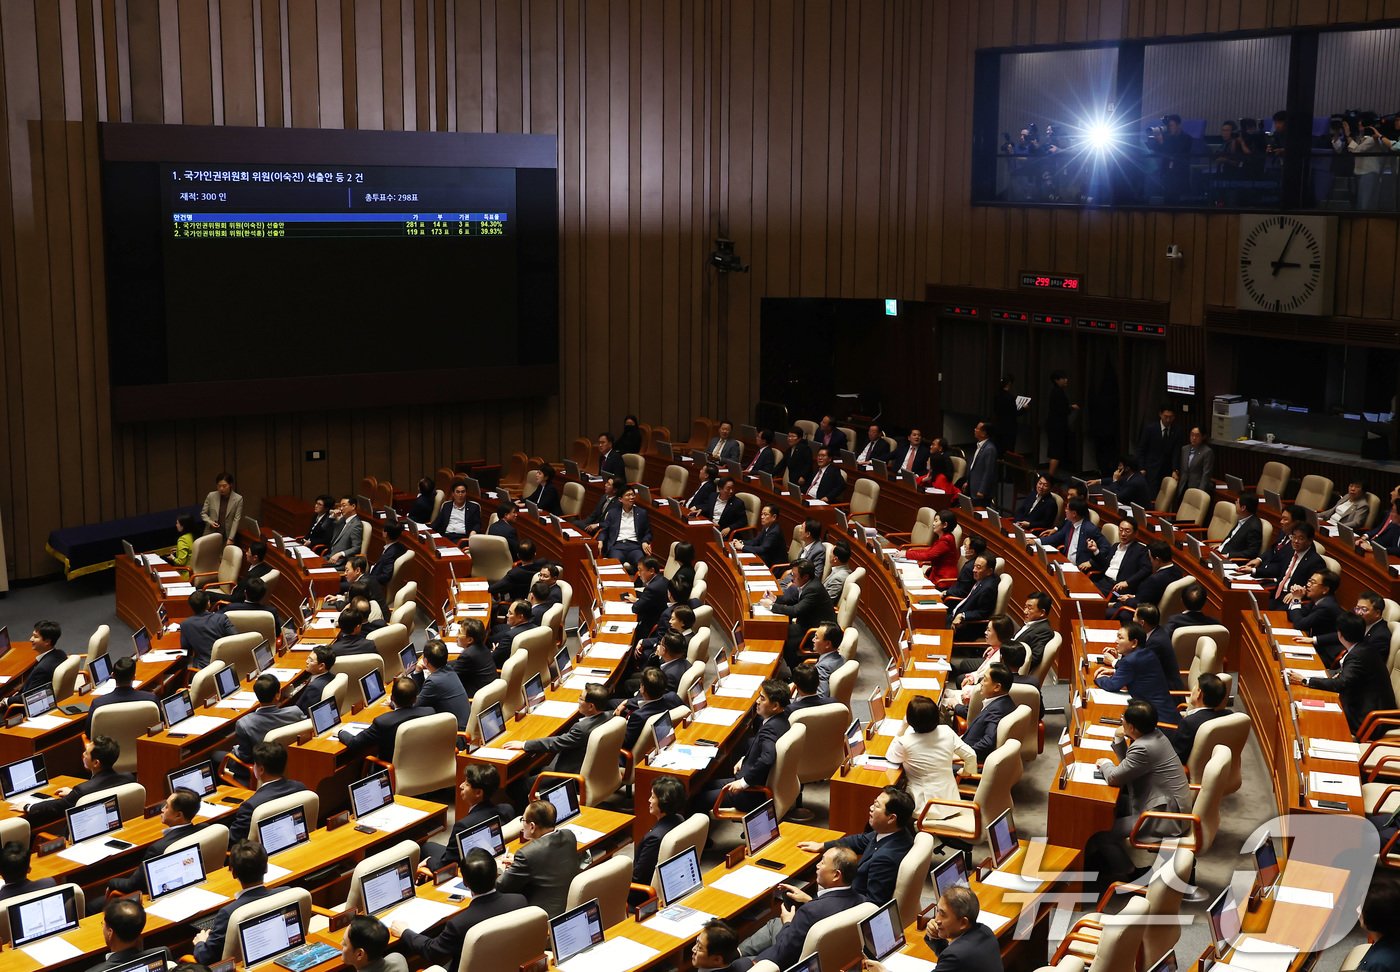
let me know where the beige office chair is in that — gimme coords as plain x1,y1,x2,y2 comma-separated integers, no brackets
623,453,645,484
264,717,312,750
76,781,146,821
1363,492,1383,531
428,489,446,524
1174,488,1211,527
512,627,556,685
367,623,411,675
335,654,386,708
997,703,1036,766
52,655,83,700
540,603,565,647
895,832,937,928
219,888,313,962
769,723,807,819
836,626,859,662
1341,945,1372,972
789,703,853,820
250,790,321,839
1100,522,1120,546
1295,474,1333,511
467,534,513,582
794,419,818,440
1204,500,1238,543
1129,745,1230,853
1170,624,1231,674
803,901,880,972
86,625,111,666
1026,632,1062,687
1320,552,1342,576
456,906,549,972
918,739,1021,847
687,627,712,664
676,660,706,701
1157,576,1196,620
226,610,277,651
661,465,690,499
90,701,160,775
463,679,508,742
168,822,230,874
1256,461,1291,497
565,854,632,928
388,601,417,638
829,659,860,709
0,816,30,850
211,631,264,679
994,571,1015,615
338,840,422,915
391,581,419,612
560,481,586,518
1258,518,1274,553
1053,892,1150,971
1187,712,1251,794
1182,636,1224,694
1149,476,1178,515
321,671,351,714
386,550,417,604
647,813,710,887
691,605,715,635
836,580,862,630
691,578,709,602
365,712,458,796
838,426,857,450
737,492,762,529
548,715,626,808
839,478,880,528
887,508,937,549
180,534,232,590
0,882,85,945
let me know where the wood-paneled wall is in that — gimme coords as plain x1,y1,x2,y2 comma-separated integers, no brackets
3,0,1400,580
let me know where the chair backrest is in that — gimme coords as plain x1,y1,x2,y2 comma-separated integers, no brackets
1257,461,1291,497
789,703,853,785
0,816,30,849
335,654,386,709
771,723,807,819
836,580,861,629
692,605,715,635
322,671,351,714
1320,552,1341,576
691,578,709,602
389,601,417,637
560,481,586,517
1341,944,1372,972
997,703,1037,765
661,464,690,499
457,905,549,972
1206,500,1238,543
387,550,417,601
221,887,313,961
211,631,265,680
1153,476,1178,513
565,854,632,929
1189,712,1251,795
226,610,277,651
52,655,83,699
738,491,762,528
1091,895,1150,972
467,534,513,581
1363,493,1382,532
651,813,711,887
1383,598,1400,623
1143,848,1196,962
687,627,712,664
391,581,419,612
1185,636,1223,692
86,625,111,665
429,489,447,524
367,623,411,675
837,626,859,662
540,603,565,646
1100,521,1119,546
994,571,1014,615
265,718,312,749
579,716,628,806
803,900,879,972
829,659,860,709
970,740,1023,839
1294,474,1333,512
0,882,84,947
391,713,460,796
168,822,230,874
512,627,556,684
1176,488,1211,526
555,580,574,619
463,679,508,742
341,839,422,914
794,419,817,440
677,660,707,701
190,532,224,578
907,508,938,547
250,790,321,838
1157,575,1196,619
1259,518,1274,551
623,453,645,484
76,781,147,821
90,701,161,774
1192,745,1232,852
849,478,880,525
895,832,936,930
949,455,968,482
1028,632,1062,686
1170,624,1231,672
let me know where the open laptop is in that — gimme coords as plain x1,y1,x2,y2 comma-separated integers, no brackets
257,804,310,857
656,846,705,907
986,808,1019,869
160,689,196,731
932,851,969,898
845,718,866,758
252,640,276,677
168,760,218,798
88,652,114,690
742,799,781,861
66,795,129,849
650,710,676,754
540,776,582,827
1207,885,1242,955
144,842,210,902
360,857,417,917
212,664,242,702
7,885,80,948
131,626,152,659
1226,474,1245,494
1263,488,1282,511
399,644,419,674
476,700,507,747
360,669,387,708
236,903,309,970
281,621,300,653
549,898,607,967
455,815,507,862
1251,835,1281,899
309,696,342,737
349,770,397,825
858,899,908,964
22,685,59,720
1,755,52,808
523,673,546,712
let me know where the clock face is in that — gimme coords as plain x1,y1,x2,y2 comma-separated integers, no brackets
1238,215,1327,314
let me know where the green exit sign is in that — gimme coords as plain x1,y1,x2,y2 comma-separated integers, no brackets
884,299,898,316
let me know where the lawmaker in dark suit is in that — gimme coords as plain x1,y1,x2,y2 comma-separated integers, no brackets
736,504,786,566
800,786,916,905
107,790,204,894
923,886,1006,972
776,429,813,486
419,762,517,877
888,431,931,476
0,842,57,902
449,619,497,698
1011,593,1055,671
1043,497,1104,565
813,416,848,454
1176,428,1214,494
1094,622,1179,734
87,656,159,731
802,448,845,502
1247,505,1305,577
855,425,893,464
1291,611,1397,737
88,898,171,972
684,463,722,516
1108,541,1182,619
705,421,743,462
1360,497,1400,557
1171,673,1233,763
179,591,236,670
1357,876,1400,972
284,646,336,716
596,432,626,479
413,642,472,729
487,601,537,669
369,522,408,588
697,680,791,813
192,840,276,965
632,776,687,885
1014,476,1058,530
432,483,482,541
600,488,653,567
618,669,683,751
12,621,65,704
1264,524,1325,610
24,734,136,829
1287,571,1342,637
765,559,837,666
576,476,621,535
395,848,528,972
1085,519,1150,596
962,666,1017,763
525,466,563,515
507,684,611,775
1135,407,1184,485
627,557,671,642
744,430,779,474
229,675,308,767
339,676,433,758
706,479,749,537
496,800,580,918
949,554,998,644
488,538,544,600
488,503,521,559
226,741,309,843
962,422,998,505
1217,494,1264,560
748,847,865,968
1316,595,1391,669
307,495,338,548
1099,459,1150,507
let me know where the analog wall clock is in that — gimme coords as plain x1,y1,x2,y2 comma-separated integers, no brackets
1236,214,1335,316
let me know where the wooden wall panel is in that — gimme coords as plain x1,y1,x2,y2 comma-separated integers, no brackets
3,0,1400,579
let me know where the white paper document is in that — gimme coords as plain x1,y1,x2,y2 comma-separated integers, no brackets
562,670,611,690
558,938,660,972
168,715,229,735
881,953,937,972
148,886,230,921
1069,592,1101,600
1307,772,1360,797
1087,689,1130,706
692,707,744,727
1068,762,1112,786
20,715,70,731
358,803,430,831
1273,886,1334,908
59,838,129,865
1306,738,1360,761
602,580,634,589
1083,724,1117,738
644,906,715,939
875,719,905,737
650,745,718,771
197,801,235,820
601,621,638,634
710,865,786,898
1229,937,1300,972
980,869,1042,892
264,863,292,881
602,602,634,617
141,650,186,663
381,897,459,932
472,747,518,761
854,755,898,771
20,936,83,963
582,642,630,660
900,677,941,690
558,822,605,845
975,910,1014,933
1078,738,1115,752
531,700,580,719
914,659,952,672
1083,628,1118,644
736,650,779,665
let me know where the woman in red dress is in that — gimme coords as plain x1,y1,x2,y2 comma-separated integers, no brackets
906,509,960,584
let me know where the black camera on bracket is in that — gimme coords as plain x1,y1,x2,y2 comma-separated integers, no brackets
710,238,749,274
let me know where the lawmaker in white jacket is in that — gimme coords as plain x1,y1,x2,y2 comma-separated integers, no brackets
885,694,976,810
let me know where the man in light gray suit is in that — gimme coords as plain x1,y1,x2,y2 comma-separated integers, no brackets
496,799,581,917
221,674,307,784
504,684,612,775
705,419,742,462
412,640,472,729
1174,426,1214,495
326,495,364,567
1096,699,1192,841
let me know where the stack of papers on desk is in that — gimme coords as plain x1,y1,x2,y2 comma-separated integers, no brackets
901,676,941,690
1274,886,1334,908
599,565,629,576
600,620,637,635
1087,689,1130,706
975,910,1014,933
736,650,779,665
650,744,717,771
1067,763,1111,786
559,821,605,845
93,679,142,695
1069,591,1101,600
558,938,659,972
715,674,766,698
913,659,952,672
163,583,197,596
148,886,230,921
581,642,629,660
711,865,786,898
381,897,459,933
875,718,905,736
1229,937,1300,972
169,715,229,735
471,747,517,761
21,714,71,731
980,869,1042,892
339,723,370,736
1307,738,1360,761
264,863,292,881
911,633,941,645
745,580,780,594
854,754,898,771
213,697,258,711
436,547,466,558
456,579,488,592
531,700,579,719
644,905,715,939
562,669,611,690
602,580,634,589
308,567,339,576
358,803,430,831
1307,772,1360,797
1083,724,1117,738
1297,699,1342,713
601,601,634,617
750,604,775,617
20,936,82,963
198,800,235,819
692,707,744,727
743,565,772,576
266,667,300,683
1084,628,1117,644
142,650,186,663
60,838,131,865
877,954,936,972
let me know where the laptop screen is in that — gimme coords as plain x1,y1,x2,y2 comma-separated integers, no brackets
237,904,307,968
89,653,113,687
845,719,865,758
214,665,240,700
987,809,1018,869
0,755,48,799
168,760,217,797
651,710,675,752
456,816,506,860
1255,840,1280,890
478,701,506,745
132,627,151,658
932,852,969,899
714,649,730,681
253,640,274,674
161,689,194,728
743,800,781,857
309,697,341,735
859,899,905,961
7,886,79,947
360,669,386,707
257,806,310,856
540,776,581,826
360,858,416,916
657,847,703,906
549,898,605,965
350,771,394,819
144,843,206,898
105,950,171,972
524,674,546,709
1208,886,1242,950
553,646,572,679
399,644,418,673
281,622,299,653
67,796,122,844
23,686,57,719
300,599,313,624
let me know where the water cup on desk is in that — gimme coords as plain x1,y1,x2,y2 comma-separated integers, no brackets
1265,433,1276,443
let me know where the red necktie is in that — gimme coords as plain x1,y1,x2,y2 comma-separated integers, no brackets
1275,552,1300,600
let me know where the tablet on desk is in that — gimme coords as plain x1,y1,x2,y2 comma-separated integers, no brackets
7,885,80,948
